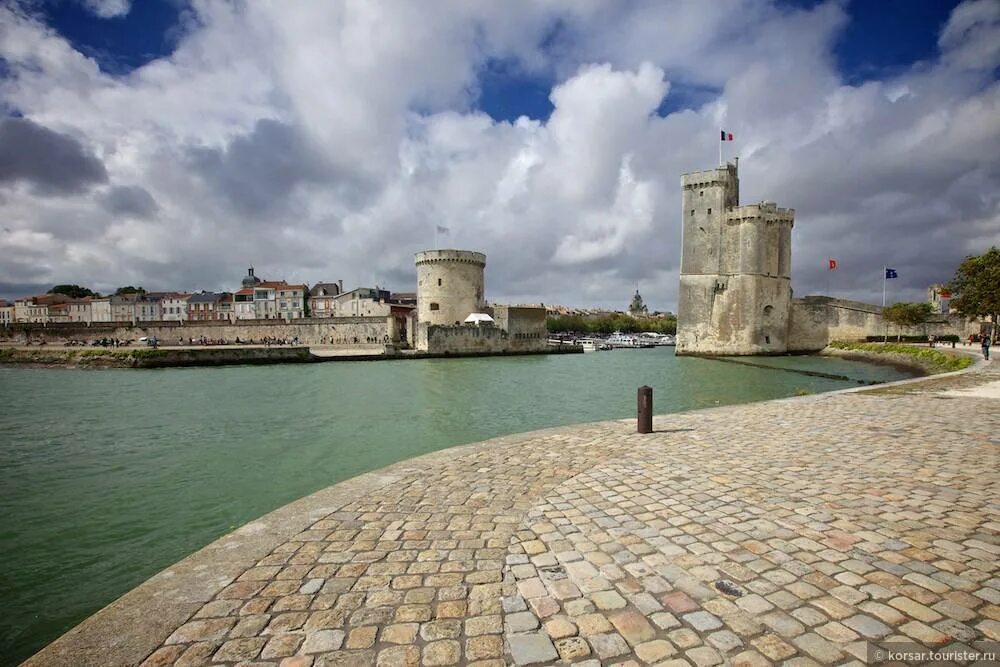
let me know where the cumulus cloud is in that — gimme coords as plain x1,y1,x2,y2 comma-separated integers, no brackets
0,117,108,195
0,0,997,308
80,0,131,19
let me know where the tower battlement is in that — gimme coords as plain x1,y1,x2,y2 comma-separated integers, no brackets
726,202,795,224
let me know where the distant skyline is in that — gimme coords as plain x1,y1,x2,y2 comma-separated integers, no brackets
1,0,998,311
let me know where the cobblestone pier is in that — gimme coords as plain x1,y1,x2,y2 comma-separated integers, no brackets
29,360,999,666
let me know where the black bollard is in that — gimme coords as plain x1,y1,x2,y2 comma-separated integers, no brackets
637,385,653,434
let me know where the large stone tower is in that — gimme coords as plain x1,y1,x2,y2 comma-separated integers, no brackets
676,163,795,355
414,249,487,325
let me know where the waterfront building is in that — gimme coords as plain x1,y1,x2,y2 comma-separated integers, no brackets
90,297,112,323
0,300,12,325
326,287,392,317
218,293,234,322
308,282,343,318
187,292,225,321
161,294,190,321
66,300,92,322
15,295,67,323
136,293,164,321
241,266,262,288
234,288,256,320
48,303,70,322
256,281,306,320
111,294,139,322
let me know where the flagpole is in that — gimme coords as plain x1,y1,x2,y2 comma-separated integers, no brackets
882,266,888,343
882,266,887,308
719,137,722,167
434,226,438,250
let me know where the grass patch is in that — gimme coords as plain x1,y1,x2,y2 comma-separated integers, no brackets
828,341,974,373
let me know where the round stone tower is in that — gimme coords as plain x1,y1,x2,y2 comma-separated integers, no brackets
414,249,486,325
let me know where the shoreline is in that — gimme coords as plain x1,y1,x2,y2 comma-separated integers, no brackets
819,342,977,376
24,355,994,666
0,345,582,369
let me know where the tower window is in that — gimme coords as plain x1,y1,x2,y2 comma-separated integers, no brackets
690,209,695,216
437,278,442,286
707,208,712,214
699,191,703,197
429,303,440,311
765,335,771,344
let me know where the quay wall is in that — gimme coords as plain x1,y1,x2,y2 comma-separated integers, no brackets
420,323,548,354
0,317,394,346
0,346,313,368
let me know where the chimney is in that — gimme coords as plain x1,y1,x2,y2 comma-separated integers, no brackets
338,279,343,293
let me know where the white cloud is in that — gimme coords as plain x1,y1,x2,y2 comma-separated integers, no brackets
81,0,131,19
0,0,998,311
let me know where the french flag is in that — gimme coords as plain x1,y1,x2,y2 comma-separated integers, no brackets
721,130,734,141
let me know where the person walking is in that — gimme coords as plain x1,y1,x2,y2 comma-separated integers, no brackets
983,335,991,361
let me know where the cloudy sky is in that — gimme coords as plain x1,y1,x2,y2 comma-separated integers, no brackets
1,0,998,310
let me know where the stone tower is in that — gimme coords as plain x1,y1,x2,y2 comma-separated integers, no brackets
676,163,795,355
414,249,487,325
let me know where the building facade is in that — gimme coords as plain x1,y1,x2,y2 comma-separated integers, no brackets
308,282,343,318
676,163,795,355
0,301,13,325
161,294,190,321
90,298,112,322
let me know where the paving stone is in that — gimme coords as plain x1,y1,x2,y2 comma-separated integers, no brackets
554,636,591,661
668,627,702,649
899,620,950,645
505,611,539,632
730,649,770,667
213,637,267,662
301,629,344,653
376,645,419,667
508,632,559,665
422,639,461,666
683,610,723,632
706,629,742,652
591,589,628,610
466,634,503,661
588,632,631,660
634,639,676,662
750,633,796,661
842,613,892,639
792,633,844,664
889,596,942,623
686,645,723,666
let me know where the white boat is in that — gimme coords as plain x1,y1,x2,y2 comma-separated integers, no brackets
581,340,598,352
639,332,676,346
607,332,641,348
579,338,609,352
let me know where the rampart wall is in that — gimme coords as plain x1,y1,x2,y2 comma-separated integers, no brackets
788,297,977,352
0,317,395,347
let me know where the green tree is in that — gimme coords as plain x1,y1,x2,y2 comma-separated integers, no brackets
949,246,1000,335
48,284,97,299
881,302,933,341
114,286,146,295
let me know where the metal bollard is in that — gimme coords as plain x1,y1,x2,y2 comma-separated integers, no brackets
637,385,653,434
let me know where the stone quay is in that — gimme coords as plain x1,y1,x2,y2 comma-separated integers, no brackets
27,356,999,666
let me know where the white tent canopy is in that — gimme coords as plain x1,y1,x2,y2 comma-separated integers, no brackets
464,312,495,324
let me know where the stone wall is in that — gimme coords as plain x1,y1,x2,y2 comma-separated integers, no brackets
420,322,549,355
0,317,395,347
788,297,978,352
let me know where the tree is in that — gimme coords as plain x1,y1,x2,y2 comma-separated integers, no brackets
114,286,146,295
949,246,1000,337
48,284,97,299
881,302,932,341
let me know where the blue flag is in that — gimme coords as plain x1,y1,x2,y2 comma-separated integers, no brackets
885,268,898,279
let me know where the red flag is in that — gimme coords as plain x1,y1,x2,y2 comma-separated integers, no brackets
828,258,838,270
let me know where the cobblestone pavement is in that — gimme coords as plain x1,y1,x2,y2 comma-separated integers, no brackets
130,362,998,665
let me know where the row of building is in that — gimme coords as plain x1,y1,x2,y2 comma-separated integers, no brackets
0,267,417,325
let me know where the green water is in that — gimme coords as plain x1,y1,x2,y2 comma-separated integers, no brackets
0,349,910,664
